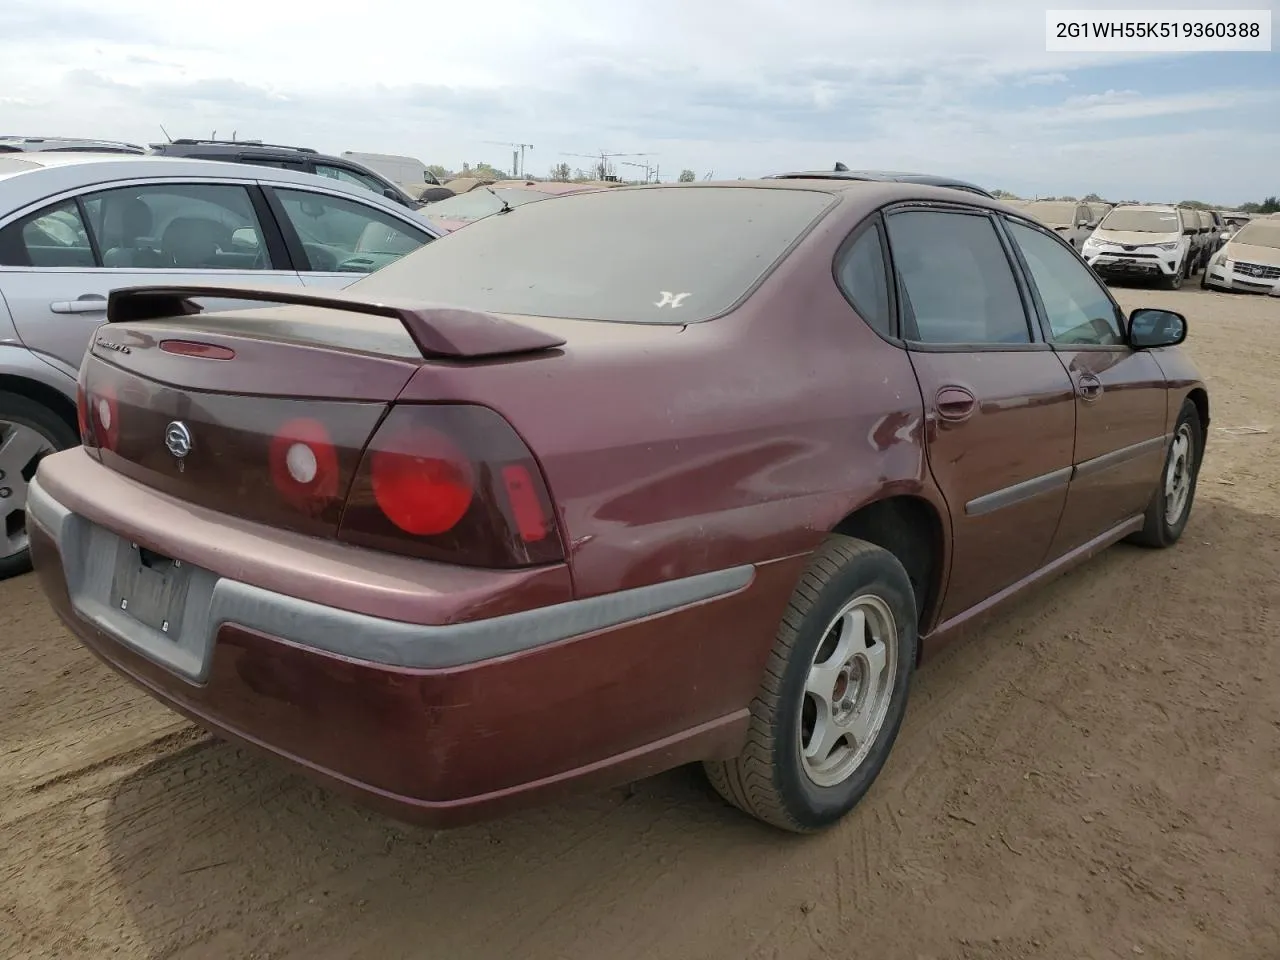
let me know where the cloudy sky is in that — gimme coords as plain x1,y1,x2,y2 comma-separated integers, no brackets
1,0,1275,203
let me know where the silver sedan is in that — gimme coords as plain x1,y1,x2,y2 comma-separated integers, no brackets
0,152,444,577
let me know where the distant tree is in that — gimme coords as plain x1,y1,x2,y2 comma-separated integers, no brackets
990,188,1018,198
1082,192,1103,201
550,162,571,181
678,169,696,182
1261,196,1280,214
1059,195,1078,202
1179,200,1210,210
426,164,450,181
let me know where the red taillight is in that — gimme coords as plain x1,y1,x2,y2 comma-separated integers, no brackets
269,418,340,517
339,404,564,568
370,424,474,535
89,383,119,451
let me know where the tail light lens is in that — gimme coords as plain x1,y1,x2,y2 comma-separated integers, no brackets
88,382,119,451
269,417,341,518
339,404,564,568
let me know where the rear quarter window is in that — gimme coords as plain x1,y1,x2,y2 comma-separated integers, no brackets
350,186,837,323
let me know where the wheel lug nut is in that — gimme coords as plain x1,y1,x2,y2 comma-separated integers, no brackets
0,487,10,499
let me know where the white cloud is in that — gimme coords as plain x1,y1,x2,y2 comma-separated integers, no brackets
0,0,1274,203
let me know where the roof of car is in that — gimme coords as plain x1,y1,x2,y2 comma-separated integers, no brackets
0,135,146,154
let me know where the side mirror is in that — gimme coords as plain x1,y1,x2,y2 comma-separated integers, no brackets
1128,308,1187,349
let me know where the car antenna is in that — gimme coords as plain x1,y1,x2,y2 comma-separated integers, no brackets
483,185,513,214
159,123,173,142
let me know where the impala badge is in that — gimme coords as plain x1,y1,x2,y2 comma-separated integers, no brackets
95,336,131,355
165,421,193,460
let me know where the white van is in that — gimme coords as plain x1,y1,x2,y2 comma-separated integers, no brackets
1080,204,1198,289
341,152,440,188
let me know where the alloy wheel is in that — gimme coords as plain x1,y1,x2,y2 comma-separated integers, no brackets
0,420,55,561
798,594,898,788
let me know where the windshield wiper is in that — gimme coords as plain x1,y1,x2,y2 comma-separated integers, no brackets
483,186,512,214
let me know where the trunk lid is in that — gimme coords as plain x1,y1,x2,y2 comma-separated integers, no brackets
80,284,567,538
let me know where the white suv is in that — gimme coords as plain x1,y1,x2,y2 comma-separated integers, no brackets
1080,205,1197,289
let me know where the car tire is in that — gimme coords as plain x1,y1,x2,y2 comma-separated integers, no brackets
1127,399,1202,549
1164,263,1184,290
703,536,917,833
0,391,77,580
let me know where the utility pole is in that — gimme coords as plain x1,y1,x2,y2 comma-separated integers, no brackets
621,160,657,183
483,140,534,178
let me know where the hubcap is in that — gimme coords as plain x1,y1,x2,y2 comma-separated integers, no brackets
0,420,55,561
1165,423,1194,525
799,594,898,788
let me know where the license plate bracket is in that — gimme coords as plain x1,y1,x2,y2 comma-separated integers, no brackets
109,541,192,636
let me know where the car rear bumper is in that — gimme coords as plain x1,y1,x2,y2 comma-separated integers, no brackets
29,449,796,827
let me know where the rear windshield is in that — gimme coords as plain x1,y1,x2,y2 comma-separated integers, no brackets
1233,221,1280,249
1022,201,1077,225
351,186,837,323
1100,209,1180,233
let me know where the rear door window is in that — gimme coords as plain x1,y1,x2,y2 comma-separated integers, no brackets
271,188,432,273
80,183,273,270
883,209,1032,345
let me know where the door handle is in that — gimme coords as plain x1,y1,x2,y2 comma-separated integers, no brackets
50,295,108,315
1077,374,1103,401
936,386,977,422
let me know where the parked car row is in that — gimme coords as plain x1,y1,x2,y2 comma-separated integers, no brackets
23,168,1206,835
1011,197,1274,292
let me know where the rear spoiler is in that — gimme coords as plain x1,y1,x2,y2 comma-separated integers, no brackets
104,284,567,360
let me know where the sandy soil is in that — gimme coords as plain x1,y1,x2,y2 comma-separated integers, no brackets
1,284,1278,960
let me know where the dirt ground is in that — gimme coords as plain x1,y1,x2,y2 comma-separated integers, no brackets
1,284,1277,960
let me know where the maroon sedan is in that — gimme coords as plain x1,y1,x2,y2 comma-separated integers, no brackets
29,180,1207,833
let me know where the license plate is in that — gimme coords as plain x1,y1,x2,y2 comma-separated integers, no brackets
109,541,192,636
